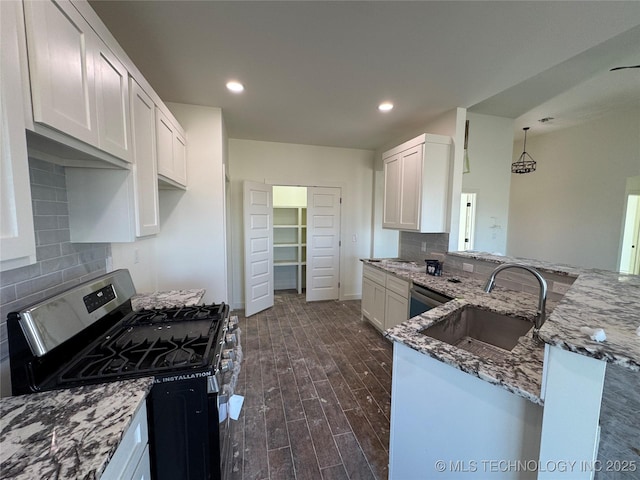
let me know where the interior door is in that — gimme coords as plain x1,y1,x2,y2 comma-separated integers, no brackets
243,181,274,316
306,187,341,302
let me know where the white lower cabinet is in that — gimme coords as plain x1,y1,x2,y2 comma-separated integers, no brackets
101,402,149,480
385,290,409,330
362,264,409,332
362,276,386,331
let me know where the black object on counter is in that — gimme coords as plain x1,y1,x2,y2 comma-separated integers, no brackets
425,259,442,276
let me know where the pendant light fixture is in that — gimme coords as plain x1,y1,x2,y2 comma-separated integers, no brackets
512,127,537,174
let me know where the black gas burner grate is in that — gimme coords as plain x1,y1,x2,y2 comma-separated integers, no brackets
124,303,226,326
55,303,228,384
58,333,214,383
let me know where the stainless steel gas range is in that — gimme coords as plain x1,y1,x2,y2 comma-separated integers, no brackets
6,269,241,480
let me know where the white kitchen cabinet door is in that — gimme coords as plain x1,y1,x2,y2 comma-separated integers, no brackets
362,264,387,331
398,145,422,230
130,79,159,237
382,153,401,228
1,0,36,271
23,0,99,147
172,131,187,186
385,289,409,330
95,40,132,162
156,108,187,188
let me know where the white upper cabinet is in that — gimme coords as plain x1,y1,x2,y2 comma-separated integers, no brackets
382,133,452,233
94,40,133,162
1,0,36,271
24,0,134,164
130,79,160,237
156,107,187,188
23,0,99,147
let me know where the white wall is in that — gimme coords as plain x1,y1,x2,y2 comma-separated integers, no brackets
110,236,158,293
228,139,375,308
463,112,514,254
154,103,228,303
507,107,640,271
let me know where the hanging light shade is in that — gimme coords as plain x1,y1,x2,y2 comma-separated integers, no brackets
512,127,537,174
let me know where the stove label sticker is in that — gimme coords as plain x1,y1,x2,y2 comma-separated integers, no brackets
155,371,211,383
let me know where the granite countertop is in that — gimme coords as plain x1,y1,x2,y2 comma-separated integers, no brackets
538,270,640,371
449,252,640,371
365,259,549,404
0,377,153,480
131,288,206,310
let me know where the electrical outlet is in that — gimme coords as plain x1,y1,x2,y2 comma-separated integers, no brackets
421,241,427,252
462,263,474,273
553,282,570,295
134,249,140,264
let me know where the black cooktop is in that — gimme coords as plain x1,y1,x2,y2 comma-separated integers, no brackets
56,304,227,385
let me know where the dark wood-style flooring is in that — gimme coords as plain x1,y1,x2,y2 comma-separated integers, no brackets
230,292,392,480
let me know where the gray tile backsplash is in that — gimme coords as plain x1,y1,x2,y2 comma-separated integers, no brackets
398,232,449,263
0,159,110,361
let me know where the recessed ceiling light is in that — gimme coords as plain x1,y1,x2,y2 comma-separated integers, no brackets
378,102,394,112
226,81,244,93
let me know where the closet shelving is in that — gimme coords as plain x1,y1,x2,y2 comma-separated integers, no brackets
274,206,306,293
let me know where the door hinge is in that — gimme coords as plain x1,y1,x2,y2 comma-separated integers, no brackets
340,197,342,204
338,282,341,288
339,240,341,247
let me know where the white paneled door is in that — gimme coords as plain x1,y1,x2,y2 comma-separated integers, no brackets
306,187,341,302
243,182,274,316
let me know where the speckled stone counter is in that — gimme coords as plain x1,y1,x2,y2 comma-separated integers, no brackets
449,252,640,371
131,288,206,310
366,259,549,404
368,253,640,405
0,377,153,480
538,270,640,371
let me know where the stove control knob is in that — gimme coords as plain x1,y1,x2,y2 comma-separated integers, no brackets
225,333,237,347
228,316,239,331
222,349,236,361
220,359,233,373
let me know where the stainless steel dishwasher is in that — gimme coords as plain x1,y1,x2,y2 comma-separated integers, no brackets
409,284,453,318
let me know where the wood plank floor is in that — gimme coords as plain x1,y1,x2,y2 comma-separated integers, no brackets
230,292,392,480
228,292,639,480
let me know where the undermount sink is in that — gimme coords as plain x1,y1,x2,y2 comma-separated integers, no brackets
420,306,533,360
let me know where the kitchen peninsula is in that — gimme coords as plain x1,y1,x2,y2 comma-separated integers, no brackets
364,253,640,479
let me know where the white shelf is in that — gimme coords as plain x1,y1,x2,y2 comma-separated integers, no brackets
273,206,306,293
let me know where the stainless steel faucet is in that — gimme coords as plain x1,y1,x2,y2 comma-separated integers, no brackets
483,263,548,330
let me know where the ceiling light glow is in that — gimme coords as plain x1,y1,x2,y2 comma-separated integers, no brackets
226,81,244,93
378,102,393,112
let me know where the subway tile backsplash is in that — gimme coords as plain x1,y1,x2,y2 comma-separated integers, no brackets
398,232,449,263
0,159,110,361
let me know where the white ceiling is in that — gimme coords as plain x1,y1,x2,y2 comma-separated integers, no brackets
88,1,640,151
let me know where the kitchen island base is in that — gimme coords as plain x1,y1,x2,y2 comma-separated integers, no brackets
389,342,543,479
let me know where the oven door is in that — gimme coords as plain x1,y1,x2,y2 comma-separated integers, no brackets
409,285,452,318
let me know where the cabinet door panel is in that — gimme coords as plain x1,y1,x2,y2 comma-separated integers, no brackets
385,290,408,330
130,80,159,236
24,0,98,145
383,154,401,228
1,0,36,270
156,108,174,179
95,43,132,162
362,276,376,321
399,146,422,230
173,132,187,186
